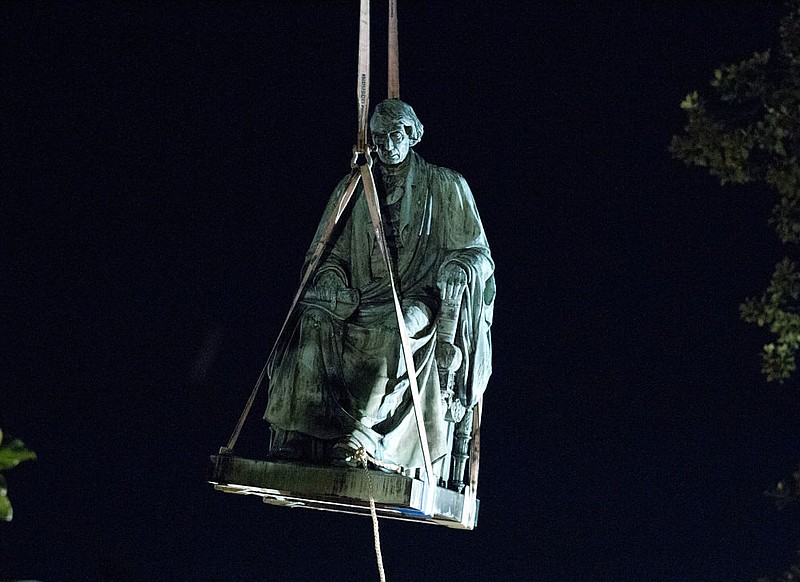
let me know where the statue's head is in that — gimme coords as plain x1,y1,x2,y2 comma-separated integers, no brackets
369,99,424,166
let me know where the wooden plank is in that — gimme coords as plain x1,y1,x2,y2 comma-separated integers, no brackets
208,455,478,530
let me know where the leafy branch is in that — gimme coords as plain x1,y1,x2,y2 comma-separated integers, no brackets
671,0,800,382
0,429,36,521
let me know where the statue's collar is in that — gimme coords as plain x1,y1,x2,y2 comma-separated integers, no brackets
377,151,418,205
378,151,414,182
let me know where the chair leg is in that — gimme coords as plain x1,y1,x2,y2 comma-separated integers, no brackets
449,409,473,493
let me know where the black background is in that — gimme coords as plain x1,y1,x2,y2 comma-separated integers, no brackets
3,2,800,580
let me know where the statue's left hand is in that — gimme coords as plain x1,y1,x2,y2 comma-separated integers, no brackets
438,263,468,305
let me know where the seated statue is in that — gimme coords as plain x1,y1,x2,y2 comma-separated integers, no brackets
264,99,494,482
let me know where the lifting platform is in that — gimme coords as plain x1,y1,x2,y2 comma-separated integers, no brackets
208,454,479,530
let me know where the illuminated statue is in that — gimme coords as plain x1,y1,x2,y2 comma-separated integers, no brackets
264,99,494,482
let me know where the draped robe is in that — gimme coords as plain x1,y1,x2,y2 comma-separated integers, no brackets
265,151,494,469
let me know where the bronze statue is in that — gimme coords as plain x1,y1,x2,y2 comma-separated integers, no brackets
264,99,494,487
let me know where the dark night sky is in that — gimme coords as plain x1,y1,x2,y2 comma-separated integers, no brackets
3,2,800,581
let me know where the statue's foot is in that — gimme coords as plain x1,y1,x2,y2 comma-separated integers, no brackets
267,430,309,462
330,436,361,468
269,445,304,462
329,433,402,473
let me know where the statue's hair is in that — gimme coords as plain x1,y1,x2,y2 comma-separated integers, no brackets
370,99,424,146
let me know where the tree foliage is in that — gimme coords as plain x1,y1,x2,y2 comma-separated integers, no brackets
671,0,800,381
0,429,36,521
758,465,800,582
673,5,800,580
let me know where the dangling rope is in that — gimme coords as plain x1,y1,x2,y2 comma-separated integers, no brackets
356,447,387,582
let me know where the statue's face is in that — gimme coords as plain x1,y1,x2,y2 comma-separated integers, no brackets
370,116,411,166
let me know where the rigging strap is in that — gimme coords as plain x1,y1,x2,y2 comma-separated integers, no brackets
222,2,438,498
222,1,372,455
357,0,371,152
359,161,436,489
470,399,482,497
388,0,399,99
220,170,362,454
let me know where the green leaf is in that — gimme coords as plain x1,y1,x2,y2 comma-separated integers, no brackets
0,491,11,522
680,91,700,110
0,439,36,472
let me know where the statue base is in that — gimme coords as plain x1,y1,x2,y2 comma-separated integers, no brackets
208,454,479,530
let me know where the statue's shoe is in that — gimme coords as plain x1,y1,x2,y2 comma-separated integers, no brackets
267,430,312,462
330,436,362,468
329,435,402,474
269,445,304,462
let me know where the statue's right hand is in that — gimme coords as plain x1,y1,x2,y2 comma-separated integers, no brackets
314,272,346,302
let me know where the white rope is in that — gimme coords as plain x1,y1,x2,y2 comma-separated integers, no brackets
356,447,387,582
345,445,403,474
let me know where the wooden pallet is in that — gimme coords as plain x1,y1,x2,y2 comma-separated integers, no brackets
208,455,479,530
